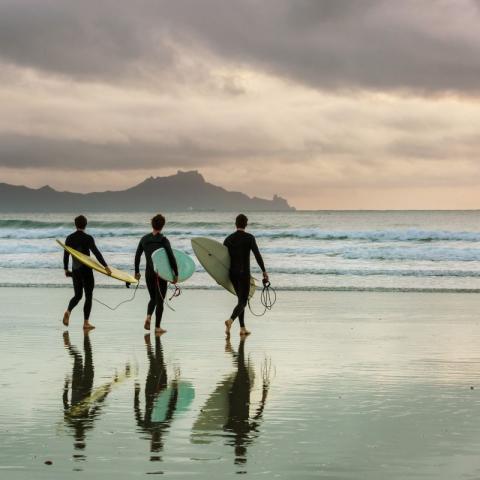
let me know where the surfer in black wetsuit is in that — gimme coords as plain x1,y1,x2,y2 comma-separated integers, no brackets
134,214,178,335
224,338,270,467
134,335,179,461
63,215,111,330
223,214,269,337
62,331,131,461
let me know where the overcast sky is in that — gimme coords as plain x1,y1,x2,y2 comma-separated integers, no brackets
1,0,480,209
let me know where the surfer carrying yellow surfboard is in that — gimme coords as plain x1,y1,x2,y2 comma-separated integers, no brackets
134,214,178,335
62,215,111,330
224,214,269,337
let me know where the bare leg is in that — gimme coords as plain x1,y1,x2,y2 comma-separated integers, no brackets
144,315,152,330
63,310,70,327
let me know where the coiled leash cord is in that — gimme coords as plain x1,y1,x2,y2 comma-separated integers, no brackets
93,280,141,311
248,279,277,317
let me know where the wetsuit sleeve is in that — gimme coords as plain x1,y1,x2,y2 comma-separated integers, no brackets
134,239,144,274
89,237,108,267
252,237,266,272
63,249,70,270
63,236,71,270
164,238,179,276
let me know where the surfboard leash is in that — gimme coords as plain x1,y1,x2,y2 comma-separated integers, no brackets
156,275,181,312
93,275,179,313
93,279,141,311
248,279,277,317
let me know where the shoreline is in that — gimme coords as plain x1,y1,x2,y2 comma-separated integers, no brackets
2,282,480,293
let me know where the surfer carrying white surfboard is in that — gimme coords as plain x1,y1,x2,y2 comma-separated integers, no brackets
62,215,112,330
224,214,269,337
134,214,178,335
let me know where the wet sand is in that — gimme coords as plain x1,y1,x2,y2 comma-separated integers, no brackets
1,287,480,479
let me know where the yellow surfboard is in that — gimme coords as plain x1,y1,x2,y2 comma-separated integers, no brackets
67,364,135,418
57,239,138,284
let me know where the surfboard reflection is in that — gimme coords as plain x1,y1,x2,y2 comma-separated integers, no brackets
134,335,194,462
62,332,132,461
192,338,272,468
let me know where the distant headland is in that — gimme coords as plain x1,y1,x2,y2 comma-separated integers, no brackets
0,170,295,212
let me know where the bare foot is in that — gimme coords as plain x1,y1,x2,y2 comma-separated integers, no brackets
83,322,96,330
155,327,167,336
225,319,233,336
63,311,70,327
240,328,251,336
144,316,151,331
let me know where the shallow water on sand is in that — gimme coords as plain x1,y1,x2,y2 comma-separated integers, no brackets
2,289,480,478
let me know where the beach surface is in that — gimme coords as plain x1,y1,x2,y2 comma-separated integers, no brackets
2,287,480,478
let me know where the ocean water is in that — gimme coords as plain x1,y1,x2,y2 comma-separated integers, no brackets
2,211,480,291
4,211,480,479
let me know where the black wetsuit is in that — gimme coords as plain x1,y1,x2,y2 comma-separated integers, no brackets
64,231,107,320
134,233,178,328
224,230,266,327
134,337,178,460
224,339,268,465
63,334,114,457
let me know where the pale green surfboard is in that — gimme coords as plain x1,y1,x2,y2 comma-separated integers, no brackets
191,237,256,298
191,363,255,444
151,380,195,423
152,248,196,283
190,372,234,444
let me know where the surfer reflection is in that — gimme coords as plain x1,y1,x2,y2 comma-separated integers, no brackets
191,338,272,468
62,331,131,461
134,335,194,462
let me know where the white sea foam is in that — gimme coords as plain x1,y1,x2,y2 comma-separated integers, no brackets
3,212,480,290
3,224,480,242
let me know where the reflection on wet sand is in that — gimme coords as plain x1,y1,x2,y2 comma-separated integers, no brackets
134,335,194,462
62,331,132,461
192,338,272,468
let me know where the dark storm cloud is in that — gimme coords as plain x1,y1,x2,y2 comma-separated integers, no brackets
1,0,479,93
164,0,480,94
0,133,287,170
0,0,175,79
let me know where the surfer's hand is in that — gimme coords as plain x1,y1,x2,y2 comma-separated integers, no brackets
65,270,72,278
135,272,141,280
263,271,269,281
172,275,178,284
105,266,112,275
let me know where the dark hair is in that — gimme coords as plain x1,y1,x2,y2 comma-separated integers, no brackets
74,215,87,230
235,213,248,229
151,214,166,231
